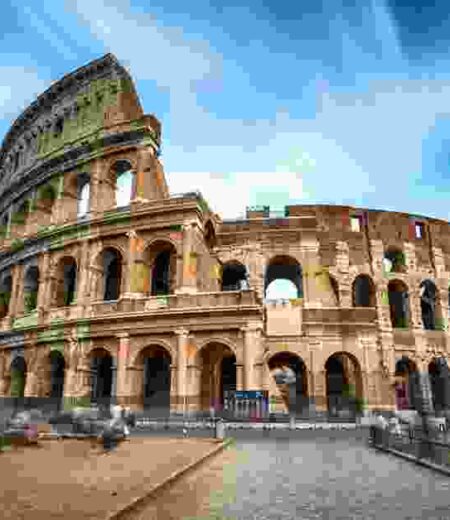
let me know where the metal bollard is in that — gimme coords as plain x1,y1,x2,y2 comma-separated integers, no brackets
215,418,225,439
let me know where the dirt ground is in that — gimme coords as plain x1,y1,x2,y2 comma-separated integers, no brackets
0,437,221,519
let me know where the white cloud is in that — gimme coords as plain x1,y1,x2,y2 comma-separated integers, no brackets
59,0,450,222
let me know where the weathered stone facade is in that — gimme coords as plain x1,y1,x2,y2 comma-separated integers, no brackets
0,54,449,417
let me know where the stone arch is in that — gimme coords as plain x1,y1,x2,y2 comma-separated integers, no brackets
221,260,249,291
352,274,376,307
129,339,175,368
264,255,303,301
428,357,449,414
383,245,406,274
267,351,308,416
325,351,363,419
329,275,339,306
46,349,65,411
113,159,134,208
197,341,236,412
204,220,216,249
388,279,410,328
77,173,90,219
10,355,27,399
0,269,13,319
23,264,39,312
101,247,123,301
143,240,177,296
89,347,114,407
394,356,418,411
419,279,438,330
54,256,78,307
135,345,172,415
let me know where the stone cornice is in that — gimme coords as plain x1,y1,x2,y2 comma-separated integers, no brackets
0,54,131,166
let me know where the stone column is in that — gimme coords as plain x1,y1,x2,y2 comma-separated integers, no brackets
76,239,91,307
37,252,52,319
115,332,130,406
176,221,198,294
9,264,23,318
175,328,189,414
236,363,244,391
125,230,147,296
241,324,263,390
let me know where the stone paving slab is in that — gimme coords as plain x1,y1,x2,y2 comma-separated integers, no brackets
0,437,221,519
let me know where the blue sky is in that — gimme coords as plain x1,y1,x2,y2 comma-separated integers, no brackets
2,0,450,220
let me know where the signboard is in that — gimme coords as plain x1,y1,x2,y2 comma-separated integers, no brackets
223,390,269,419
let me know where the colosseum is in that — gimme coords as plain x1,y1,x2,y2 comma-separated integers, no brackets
0,53,449,421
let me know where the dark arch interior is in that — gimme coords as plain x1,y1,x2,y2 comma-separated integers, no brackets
220,354,237,406
10,355,27,398
394,357,418,410
384,247,405,272
329,276,339,305
151,250,171,296
114,160,132,174
265,257,303,298
103,249,121,301
142,348,171,415
0,273,12,318
325,353,360,418
62,258,77,306
24,265,39,312
204,221,216,249
221,262,249,291
388,280,409,328
353,275,374,307
91,350,113,406
420,280,437,330
428,358,449,412
49,351,65,407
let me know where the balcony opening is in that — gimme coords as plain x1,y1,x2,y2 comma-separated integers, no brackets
388,279,410,328
103,248,122,301
352,274,375,307
264,255,302,303
420,279,437,330
23,265,39,313
221,261,249,291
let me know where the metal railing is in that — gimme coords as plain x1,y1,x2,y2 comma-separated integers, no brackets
369,423,450,470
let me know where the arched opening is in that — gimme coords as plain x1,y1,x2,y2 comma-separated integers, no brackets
428,357,450,414
329,275,339,306
268,352,308,417
144,241,177,296
204,220,216,249
23,265,39,313
90,348,113,408
10,355,27,400
352,274,375,307
383,246,406,274
49,350,65,411
140,347,171,416
115,160,134,208
221,261,249,291
388,279,410,328
264,255,302,301
394,357,418,411
77,174,90,219
103,248,122,301
420,279,437,330
199,343,236,413
0,271,12,319
56,257,77,307
325,352,363,419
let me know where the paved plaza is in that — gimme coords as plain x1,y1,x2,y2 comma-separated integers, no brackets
123,430,450,520
0,437,220,519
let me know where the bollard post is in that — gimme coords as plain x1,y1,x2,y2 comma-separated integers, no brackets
215,418,225,439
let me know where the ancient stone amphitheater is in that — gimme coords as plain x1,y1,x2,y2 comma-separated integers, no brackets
0,53,448,419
